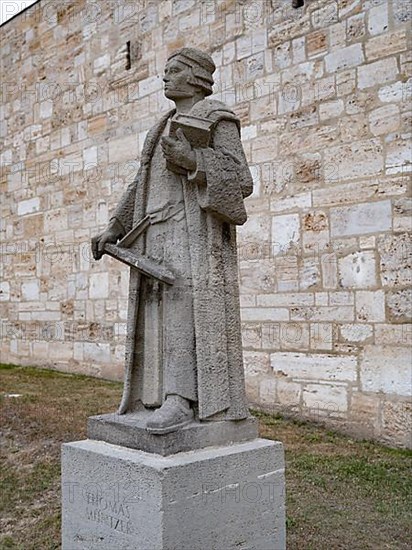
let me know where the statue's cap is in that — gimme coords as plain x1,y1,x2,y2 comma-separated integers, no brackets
167,48,216,84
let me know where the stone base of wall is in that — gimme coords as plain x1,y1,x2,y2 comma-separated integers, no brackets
248,390,412,449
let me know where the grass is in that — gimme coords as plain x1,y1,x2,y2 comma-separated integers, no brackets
1,364,411,549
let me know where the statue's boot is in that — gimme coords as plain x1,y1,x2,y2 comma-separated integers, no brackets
146,396,194,434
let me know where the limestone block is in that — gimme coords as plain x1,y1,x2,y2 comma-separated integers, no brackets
324,139,383,181
325,44,364,73
239,259,278,293
280,322,309,350
385,137,412,174
238,213,271,247
347,13,366,43
311,2,339,28
83,146,98,166
17,197,40,216
381,400,412,448
276,379,301,408
259,377,277,405
241,307,289,322
319,99,344,121
272,42,291,70
340,324,373,343
0,282,10,301
338,251,377,289
312,176,405,208
386,289,412,322
89,273,109,299
307,30,327,58
321,253,338,290
257,293,314,307
21,280,40,301
366,30,407,62
270,352,357,382
270,192,311,214
358,58,398,89
310,323,333,350
329,291,354,306
367,3,388,35
40,100,53,119
290,37,304,65
108,136,139,164
271,213,300,255
291,305,354,322
369,104,400,136
330,200,391,237
392,1,412,24
360,345,412,396
243,351,271,377
336,69,356,96
378,79,411,103
49,342,74,362
138,75,162,97
350,391,380,437
356,290,385,322
62,438,286,550
83,342,111,363
374,324,412,346
393,197,412,233
378,233,412,288
302,383,348,415
299,258,321,290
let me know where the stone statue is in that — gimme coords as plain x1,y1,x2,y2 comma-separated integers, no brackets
91,48,253,435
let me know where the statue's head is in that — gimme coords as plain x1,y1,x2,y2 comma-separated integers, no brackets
163,48,215,100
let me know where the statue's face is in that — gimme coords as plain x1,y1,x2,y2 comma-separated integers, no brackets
163,58,198,99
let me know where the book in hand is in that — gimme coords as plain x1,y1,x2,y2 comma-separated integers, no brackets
166,114,214,174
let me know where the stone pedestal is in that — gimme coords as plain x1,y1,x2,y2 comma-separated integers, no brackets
61,437,286,550
87,411,259,455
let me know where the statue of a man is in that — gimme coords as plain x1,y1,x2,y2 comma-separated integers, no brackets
92,48,253,434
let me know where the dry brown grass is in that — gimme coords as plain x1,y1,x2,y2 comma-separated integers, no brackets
1,364,411,549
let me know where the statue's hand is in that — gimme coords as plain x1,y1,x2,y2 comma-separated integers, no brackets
91,220,124,260
161,129,196,172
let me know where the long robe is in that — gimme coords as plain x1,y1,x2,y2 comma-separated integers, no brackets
111,98,253,420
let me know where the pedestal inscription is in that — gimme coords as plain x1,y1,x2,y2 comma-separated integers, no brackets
62,439,286,550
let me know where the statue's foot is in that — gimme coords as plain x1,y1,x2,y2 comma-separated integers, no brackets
146,396,194,434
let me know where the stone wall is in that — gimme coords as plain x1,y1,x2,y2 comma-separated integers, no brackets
1,0,411,447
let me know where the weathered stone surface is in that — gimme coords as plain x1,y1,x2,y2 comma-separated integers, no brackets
62,438,286,550
360,345,412,396
338,251,377,289
356,290,385,322
87,413,258,455
302,383,348,415
91,47,254,432
325,44,364,73
330,201,392,237
381,400,412,448
367,3,388,36
324,139,383,181
340,324,373,343
270,352,357,382
378,233,412,288
386,289,412,322
271,213,300,254
368,104,400,135
358,58,399,89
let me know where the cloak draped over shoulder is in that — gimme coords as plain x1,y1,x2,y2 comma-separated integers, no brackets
111,99,253,420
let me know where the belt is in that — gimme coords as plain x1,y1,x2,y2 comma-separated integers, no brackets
118,202,185,248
